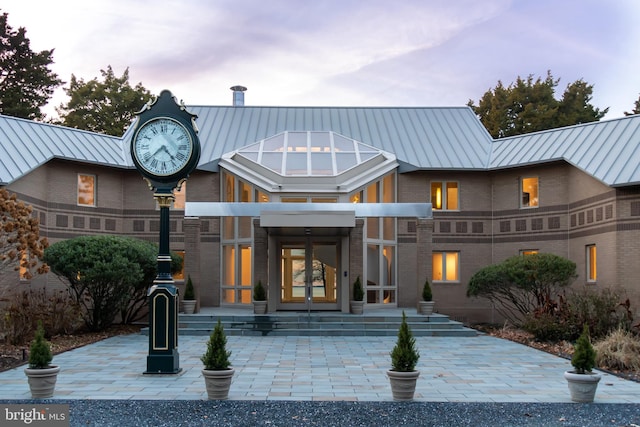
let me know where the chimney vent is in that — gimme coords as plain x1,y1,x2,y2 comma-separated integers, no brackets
230,85,247,106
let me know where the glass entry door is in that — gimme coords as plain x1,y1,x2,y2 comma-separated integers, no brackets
279,241,338,310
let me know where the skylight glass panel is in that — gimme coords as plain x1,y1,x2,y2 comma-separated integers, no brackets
285,152,307,175
264,134,285,151
310,152,333,175
261,152,283,173
333,134,355,152
287,132,308,151
310,132,331,152
335,153,357,173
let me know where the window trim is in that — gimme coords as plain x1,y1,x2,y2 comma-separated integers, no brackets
432,251,460,283
586,244,597,283
77,173,96,207
430,181,459,211
520,176,539,209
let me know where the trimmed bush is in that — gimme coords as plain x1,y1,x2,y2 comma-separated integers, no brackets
28,321,53,369
253,280,266,301
422,279,432,302
353,276,364,301
201,319,231,370
184,275,195,300
390,311,420,372
571,324,596,374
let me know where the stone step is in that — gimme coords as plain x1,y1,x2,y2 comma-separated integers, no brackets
140,310,478,337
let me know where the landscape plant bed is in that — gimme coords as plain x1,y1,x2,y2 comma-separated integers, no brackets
475,323,640,383
0,325,141,372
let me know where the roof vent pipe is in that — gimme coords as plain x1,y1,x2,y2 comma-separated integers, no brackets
230,85,247,106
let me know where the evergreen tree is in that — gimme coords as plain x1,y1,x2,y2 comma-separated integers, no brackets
0,12,62,120
469,71,608,138
624,94,640,116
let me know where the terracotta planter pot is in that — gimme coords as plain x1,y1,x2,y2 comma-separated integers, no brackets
387,369,420,401
564,370,601,403
202,368,235,400
24,365,60,398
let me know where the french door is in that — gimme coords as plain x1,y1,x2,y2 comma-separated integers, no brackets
278,240,339,310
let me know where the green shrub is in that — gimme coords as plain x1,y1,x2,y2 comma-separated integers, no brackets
353,276,364,301
522,312,571,342
201,319,231,370
390,311,420,372
594,328,640,372
571,324,596,374
253,280,266,301
567,287,630,340
184,275,195,300
28,321,53,369
422,279,432,302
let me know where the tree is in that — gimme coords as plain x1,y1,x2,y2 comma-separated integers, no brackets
0,188,48,281
43,235,182,331
624,94,640,116
468,71,608,138
467,253,577,324
55,66,152,136
0,12,62,120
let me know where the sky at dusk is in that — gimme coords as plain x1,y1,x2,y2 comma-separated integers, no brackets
3,0,640,120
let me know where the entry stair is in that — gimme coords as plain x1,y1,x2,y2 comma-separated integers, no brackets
145,309,477,337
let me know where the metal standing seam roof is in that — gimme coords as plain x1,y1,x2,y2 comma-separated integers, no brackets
2,107,640,188
489,114,640,186
0,114,126,184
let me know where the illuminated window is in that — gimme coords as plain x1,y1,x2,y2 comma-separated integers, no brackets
173,250,185,281
521,177,539,208
77,174,95,206
586,245,597,282
19,251,30,281
431,182,458,210
173,183,186,209
520,250,539,256
432,251,459,282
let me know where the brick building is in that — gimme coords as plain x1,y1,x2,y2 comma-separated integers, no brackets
2,89,640,324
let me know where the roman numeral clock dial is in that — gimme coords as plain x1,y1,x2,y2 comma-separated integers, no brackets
133,117,193,177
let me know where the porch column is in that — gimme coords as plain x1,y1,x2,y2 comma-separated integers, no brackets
348,218,365,308
183,217,201,311
416,217,434,307
252,218,269,311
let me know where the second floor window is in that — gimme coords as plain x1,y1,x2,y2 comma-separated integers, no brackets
521,177,539,208
431,181,458,210
77,174,95,206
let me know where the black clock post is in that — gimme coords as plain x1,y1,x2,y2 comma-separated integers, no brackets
130,90,201,374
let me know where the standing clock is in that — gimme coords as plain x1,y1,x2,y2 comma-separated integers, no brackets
132,117,194,178
131,90,201,187
131,90,201,375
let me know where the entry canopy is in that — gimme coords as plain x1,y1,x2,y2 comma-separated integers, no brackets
185,202,432,220
218,131,398,194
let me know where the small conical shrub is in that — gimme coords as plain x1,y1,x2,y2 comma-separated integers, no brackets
184,275,195,300
390,311,420,372
28,321,53,369
353,276,364,301
422,279,432,302
201,319,231,370
572,324,596,374
253,280,266,301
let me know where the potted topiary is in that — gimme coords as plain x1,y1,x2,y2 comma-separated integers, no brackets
24,321,60,398
350,276,364,314
418,279,435,315
182,275,196,314
253,280,267,314
564,324,601,403
201,319,234,400
387,311,420,401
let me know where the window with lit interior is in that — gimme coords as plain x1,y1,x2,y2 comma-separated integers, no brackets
432,251,459,282
586,245,597,283
521,177,539,208
77,174,95,206
431,181,458,210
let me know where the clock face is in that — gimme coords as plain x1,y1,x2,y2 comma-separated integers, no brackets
133,117,193,177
